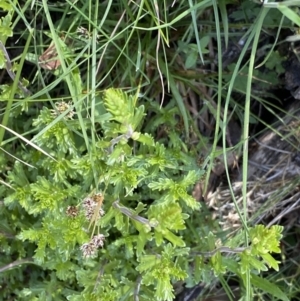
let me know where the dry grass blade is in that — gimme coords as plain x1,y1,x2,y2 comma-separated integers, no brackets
0,124,57,162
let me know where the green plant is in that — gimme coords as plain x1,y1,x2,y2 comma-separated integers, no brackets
1,87,286,301
1,0,299,300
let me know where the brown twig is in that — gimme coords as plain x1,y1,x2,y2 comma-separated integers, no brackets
0,258,34,273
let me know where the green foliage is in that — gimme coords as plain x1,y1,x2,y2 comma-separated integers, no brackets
0,13,13,42
0,0,295,300
240,225,282,275
1,86,286,300
248,225,283,271
137,244,188,301
103,88,145,130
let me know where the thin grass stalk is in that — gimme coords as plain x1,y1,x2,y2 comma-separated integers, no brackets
242,7,271,301
0,33,32,144
188,0,204,64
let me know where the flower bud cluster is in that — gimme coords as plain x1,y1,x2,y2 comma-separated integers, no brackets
80,234,105,258
82,194,105,221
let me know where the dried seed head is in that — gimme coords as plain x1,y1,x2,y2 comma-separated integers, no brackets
91,234,105,248
66,206,79,217
80,242,97,258
82,195,105,221
76,26,91,40
82,197,94,209
51,101,75,119
92,193,104,203
80,234,105,258
76,26,100,42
